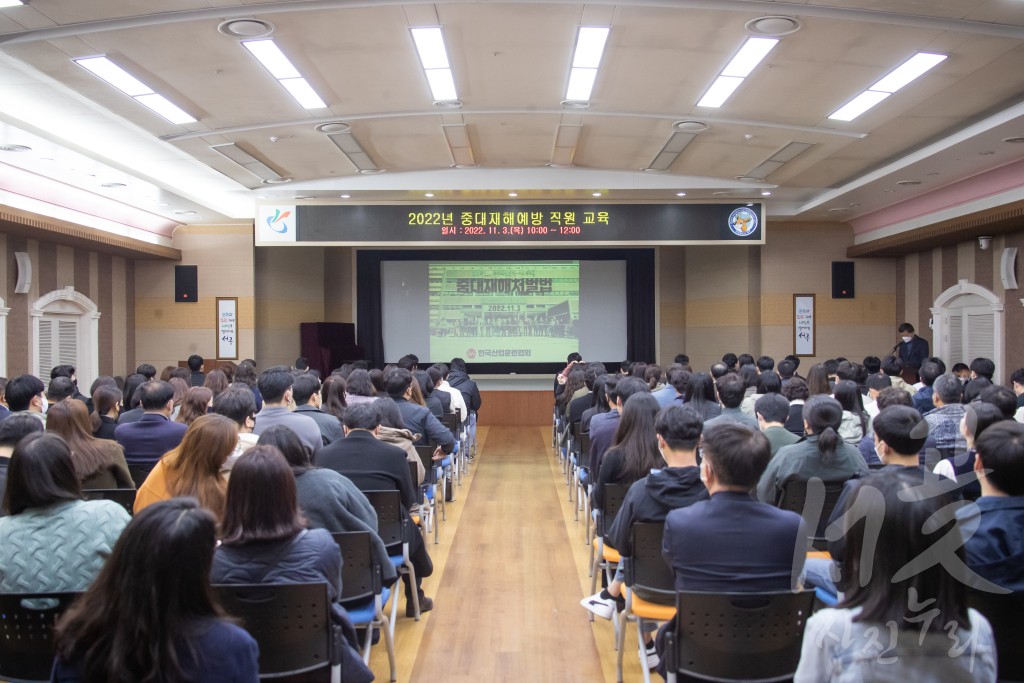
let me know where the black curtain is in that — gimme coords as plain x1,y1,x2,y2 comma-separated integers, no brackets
356,248,656,372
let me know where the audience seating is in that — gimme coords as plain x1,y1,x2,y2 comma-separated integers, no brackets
214,582,334,682
331,531,397,682
664,590,815,683
589,482,630,584
617,522,676,683
414,444,443,543
968,589,1024,682
777,477,848,551
362,489,420,622
126,462,155,489
0,591,81,683
82,488,137,515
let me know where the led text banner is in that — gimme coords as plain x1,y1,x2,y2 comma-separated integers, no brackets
255,203,764,246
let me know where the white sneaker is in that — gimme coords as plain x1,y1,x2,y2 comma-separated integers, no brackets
645,643,660,670
580,592,616,620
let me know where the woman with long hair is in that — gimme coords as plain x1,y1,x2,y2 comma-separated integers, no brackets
557,367,586,417
833,379,869,444
134,413,236,519
592,392,664,510
168,377,189,420
52,498,259,683
806,363,832,396
203,369,230,399
320,375,348,421
414,370,444,417
177,386,213,426
210,446,374,683
0,433,130,593
684,372,722,421
90,384,122,440
756,395,869,505
795,470,995,682
234,360,263,411
45,398,134,490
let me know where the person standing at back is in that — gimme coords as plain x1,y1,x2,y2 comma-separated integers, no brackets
187,354,206,387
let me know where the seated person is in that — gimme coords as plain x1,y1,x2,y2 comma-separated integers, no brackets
53,499,258,682
384,367,454,453
782,377,809,436
133,414,235,519
857,387,912,465
114,380,188,464
209,387,260,471
757,396,869,506
755,393,799,458
588,376,648,476
704,373,760,432
0,433,130,593
210,446,373,683
795,470,996,682
45,399,134,490
933,402,1006,501
582,404,709,668
0,414,45,515
656,422,806,673
956,421,1024,592
316,401,435,616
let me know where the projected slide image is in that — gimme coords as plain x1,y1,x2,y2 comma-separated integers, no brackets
428,261,580,362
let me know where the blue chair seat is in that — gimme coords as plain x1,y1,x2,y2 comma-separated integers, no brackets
345,586,391,625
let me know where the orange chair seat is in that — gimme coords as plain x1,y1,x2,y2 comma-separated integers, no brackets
411,514,421,526
630,594,676,622
806,550,831,561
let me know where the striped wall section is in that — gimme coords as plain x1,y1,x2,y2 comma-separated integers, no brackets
0,231,135,379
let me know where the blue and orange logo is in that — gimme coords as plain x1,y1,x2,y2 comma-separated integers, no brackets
266,209,291,234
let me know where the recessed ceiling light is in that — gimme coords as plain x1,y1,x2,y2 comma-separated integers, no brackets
745,16,802,37
712,191,731,196
0,1,26,7
411,27,459,102
433,99,463,108
546,162,576,169
173,210,197,216
1003,137,1024,144
673,120,709,133
262,177,293,184
736,176,764,182
641,167,667,173
0,144,31,152
453,163,479,169
294,195,313,200
316,122,351,134
565,26,611,102
242,39,326,109
509,192,518,197
358,168,385,175
339,194,351,199
425,193,434,198
100,182,126,188
218,19,275,39
592,192,602,197
829,52,946,121
75,56,197,124
761,191,772,196
676,192,687,197
698,37,778,108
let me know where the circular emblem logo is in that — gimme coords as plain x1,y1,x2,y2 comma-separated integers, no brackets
466,348,477,359
728,207,758,237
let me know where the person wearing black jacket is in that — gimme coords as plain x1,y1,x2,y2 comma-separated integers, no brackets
448,357,482,454
580,403,709,647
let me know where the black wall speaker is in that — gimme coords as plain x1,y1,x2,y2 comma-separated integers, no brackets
175,265,198,303
831,261,855,299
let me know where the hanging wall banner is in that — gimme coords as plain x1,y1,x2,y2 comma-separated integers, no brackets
794,294,815,357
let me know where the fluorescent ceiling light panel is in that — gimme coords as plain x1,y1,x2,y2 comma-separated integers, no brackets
829,90,891,121
279,78,327,109
828,52,946,121
134,94,196,125
242,39,326,109
410,27,458,101
870,52,947,93
75,57,151,96
0,1,25,6
721,37,778,78
573,27,610,69
566,68,598,101
425,69,458,101
411,28,449,69
242,39,300,79
697,76,743,108
564,26,609,102
74,56,196,124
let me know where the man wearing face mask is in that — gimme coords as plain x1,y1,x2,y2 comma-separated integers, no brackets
4,375,48,425
894,322,929,384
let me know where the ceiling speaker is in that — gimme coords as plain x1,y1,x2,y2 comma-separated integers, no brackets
1001,247,1018,290
14,251,31,294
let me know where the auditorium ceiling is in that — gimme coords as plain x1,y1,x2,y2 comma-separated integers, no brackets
0,0,1022,239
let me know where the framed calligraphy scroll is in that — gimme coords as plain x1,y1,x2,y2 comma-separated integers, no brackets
794,294,815,357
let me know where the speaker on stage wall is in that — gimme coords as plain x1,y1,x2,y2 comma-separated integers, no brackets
175,265,198,303
831,261,855,299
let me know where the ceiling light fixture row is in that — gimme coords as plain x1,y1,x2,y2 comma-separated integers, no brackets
564,26,611,105
697,37,779,108
829,52,947,121
74,56,196,125
241,39,327,109
411,27,460,105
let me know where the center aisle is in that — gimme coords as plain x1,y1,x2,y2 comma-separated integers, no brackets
407,426,608,683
